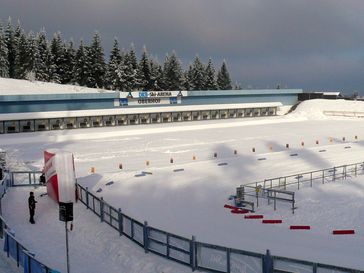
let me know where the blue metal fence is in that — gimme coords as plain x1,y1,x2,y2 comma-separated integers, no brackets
77,183,363,273
0,171,59,273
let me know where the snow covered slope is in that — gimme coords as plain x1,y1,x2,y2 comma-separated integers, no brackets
0,78,114,95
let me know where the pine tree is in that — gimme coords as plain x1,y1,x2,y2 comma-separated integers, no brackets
24,31,37,80
163,51,183,90
87,32,106,88
190,55,206,90
205,58,217,90
73,40,89,86
0,21,9,77
50,32,64,83
137,46,152,90
149,58,163,91
5,18,15,78
34,29,49,81
13,21,25,79
125,44,139,90
106,38,123,90
122,52,138,91
217,60,232,90
14,31,29,79
62,40,76,84
183,64,193,91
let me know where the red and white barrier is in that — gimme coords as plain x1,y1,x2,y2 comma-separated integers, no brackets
44,150,76,203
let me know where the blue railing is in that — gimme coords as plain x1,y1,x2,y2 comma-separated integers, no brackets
77,183,363,273
0,171,59,273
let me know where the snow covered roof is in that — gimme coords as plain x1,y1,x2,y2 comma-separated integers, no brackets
0,102,282,121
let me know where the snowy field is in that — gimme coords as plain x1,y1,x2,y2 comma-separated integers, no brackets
1,99,364,272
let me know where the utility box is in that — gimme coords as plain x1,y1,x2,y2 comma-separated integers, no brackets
59,202,73,222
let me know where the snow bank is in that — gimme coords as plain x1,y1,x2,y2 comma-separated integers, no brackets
0,77,115,95
289,99,364,119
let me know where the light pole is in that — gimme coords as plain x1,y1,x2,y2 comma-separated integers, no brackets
60,202,73,273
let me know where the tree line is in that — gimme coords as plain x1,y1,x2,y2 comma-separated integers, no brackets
0,19,235,91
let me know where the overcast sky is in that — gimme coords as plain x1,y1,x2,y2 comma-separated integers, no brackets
1,0,364,94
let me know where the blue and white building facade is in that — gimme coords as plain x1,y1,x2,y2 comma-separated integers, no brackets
0,88,302,133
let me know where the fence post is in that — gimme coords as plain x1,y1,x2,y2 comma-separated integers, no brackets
227,248,231,273
6,233,9,257
86,187,89,209
118,208,123,236
166,233,170,258
322,170,324,184
191,235,196,272
313,263,318,273
274,191,276,211
0,215,3,239
100,197,104,222
16,241,19,267
333,167,336,182
28,254,32,273
263,249,273,273
143,221,149,253
310,172,313,187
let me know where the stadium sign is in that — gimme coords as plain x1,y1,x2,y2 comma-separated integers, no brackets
120,90,187,99
119,96,181,106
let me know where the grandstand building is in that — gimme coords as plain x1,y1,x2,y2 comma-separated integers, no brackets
0,82,302,133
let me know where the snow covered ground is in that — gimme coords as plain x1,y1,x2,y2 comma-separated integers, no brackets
0,78,114,95
1,99,364,272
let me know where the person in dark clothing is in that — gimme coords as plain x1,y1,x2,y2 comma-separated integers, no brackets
39,173,45,185
28,192,37,224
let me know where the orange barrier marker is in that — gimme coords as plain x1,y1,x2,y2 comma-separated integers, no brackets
329,138,333,143
301,141,304,147
146,160,150,166
269,146,273,151
90,167,95,173
192,155,196,160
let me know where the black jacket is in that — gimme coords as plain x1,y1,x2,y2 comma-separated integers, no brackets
28,196,36,210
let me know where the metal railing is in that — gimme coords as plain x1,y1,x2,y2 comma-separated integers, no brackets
0,170,58,273
8,170,43,187
77,183,363,273
241,161,364,198
324,110,364,118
